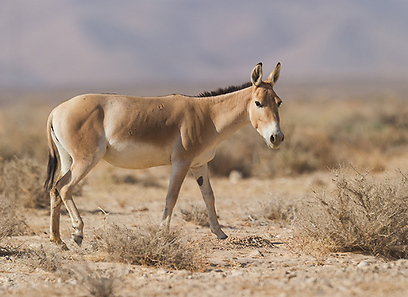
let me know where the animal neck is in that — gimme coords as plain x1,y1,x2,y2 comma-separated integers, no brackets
207,86,252,138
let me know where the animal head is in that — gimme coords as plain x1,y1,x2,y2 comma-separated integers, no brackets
248,62,284,149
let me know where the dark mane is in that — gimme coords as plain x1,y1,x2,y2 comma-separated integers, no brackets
197,82,252,97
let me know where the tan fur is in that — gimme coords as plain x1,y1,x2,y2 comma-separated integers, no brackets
45,62,284,246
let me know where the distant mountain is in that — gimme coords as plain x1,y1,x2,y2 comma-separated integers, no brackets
1,0,408,89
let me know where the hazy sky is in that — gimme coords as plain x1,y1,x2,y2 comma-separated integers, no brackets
1,0,408,89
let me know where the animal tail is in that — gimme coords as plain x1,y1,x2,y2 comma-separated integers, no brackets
44,112,59,191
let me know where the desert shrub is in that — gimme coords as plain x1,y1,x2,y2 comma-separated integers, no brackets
287,230,332,265
83,272,117,297
209,149,253,178
297,166,408,258
180,203,209,226
267,128,335,176
0,192,26,256
209,124,336,178
0,157,49,209
96,224,204,271
209,126,257,178
73,264,118,297
0,156,85,209
0,103,49,162
244,198,296,226
260,198,297,222
23,245,66,272
329,112,405,154
327,98,408,168
111,173,163,188
209,97,408,178
0,194,26,242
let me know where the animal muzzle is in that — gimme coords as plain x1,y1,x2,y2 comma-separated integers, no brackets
258,122,284,149
270,131,284,148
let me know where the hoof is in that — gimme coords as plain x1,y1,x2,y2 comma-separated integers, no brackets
211,227,228,240
217,234,228,240
59,242,69,251
72,234,83,246
51,239,69,251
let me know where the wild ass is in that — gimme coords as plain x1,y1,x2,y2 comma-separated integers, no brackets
44,62,284,247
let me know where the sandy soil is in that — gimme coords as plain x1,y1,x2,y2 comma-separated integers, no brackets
2,163,408,297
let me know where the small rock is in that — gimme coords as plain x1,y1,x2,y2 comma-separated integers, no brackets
357,261,370,268
249,250,263,258
305,277,317,284
229,170,243,184
285,270,297,279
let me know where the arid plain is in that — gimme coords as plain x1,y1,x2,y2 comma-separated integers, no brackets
1,82,408,296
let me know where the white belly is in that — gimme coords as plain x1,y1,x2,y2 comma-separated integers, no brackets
103,140,173,169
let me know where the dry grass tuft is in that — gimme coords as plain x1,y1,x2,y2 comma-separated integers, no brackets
96,223,205,271
180,203,209,226
297,166,408,259
73,264,118,297
0,157,48,209
210,97,408,178
23,245,66,272
260,198,297,222
0,194,26,242
82,271,117,297
209,146,254,178
0,102,49,162
243,198,296,227
287,230,332,265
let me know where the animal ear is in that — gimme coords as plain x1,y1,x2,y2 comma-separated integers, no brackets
265,62,281,87
251,62,263,87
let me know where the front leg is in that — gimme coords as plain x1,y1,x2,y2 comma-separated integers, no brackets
162,161,191,228
191,164,227,239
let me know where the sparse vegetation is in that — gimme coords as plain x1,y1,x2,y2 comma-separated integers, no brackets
0,102,49,162
73,264,118,297
180,203,209,226
211,97,408,178
2,88,408,295
82,270,117,297
259,198,296,222
242,197,297,227
297,166,408,259
0,157,48,209
23,245,66,272
96,224,205,271
0,193,26,241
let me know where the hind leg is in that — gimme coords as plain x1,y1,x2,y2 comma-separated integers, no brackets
57,158,103,246
50,188,66,247
50,143,72,247
52,137,105,246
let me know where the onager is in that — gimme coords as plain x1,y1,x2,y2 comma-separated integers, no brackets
44,62,284,247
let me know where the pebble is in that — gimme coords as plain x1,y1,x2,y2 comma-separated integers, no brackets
248,250,263,258
229,170,243,184
357,261,370,268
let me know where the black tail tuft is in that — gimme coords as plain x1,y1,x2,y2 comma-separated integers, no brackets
44,153,58,191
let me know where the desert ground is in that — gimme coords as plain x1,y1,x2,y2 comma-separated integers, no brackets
1,82,408,296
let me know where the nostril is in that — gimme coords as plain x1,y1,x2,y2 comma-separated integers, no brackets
270,135,275,143
282,135,284,142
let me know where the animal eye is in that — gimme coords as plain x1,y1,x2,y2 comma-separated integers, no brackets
255,101,263,108
278,101,282,107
